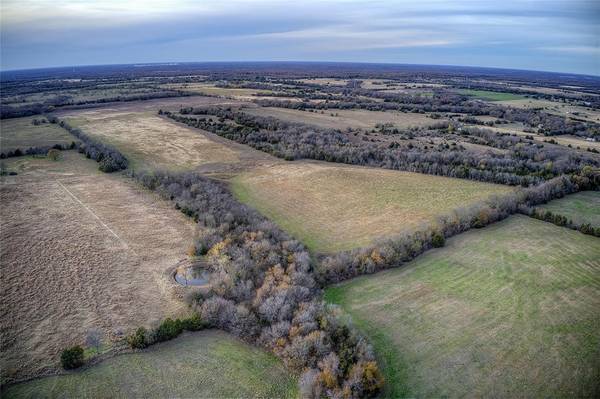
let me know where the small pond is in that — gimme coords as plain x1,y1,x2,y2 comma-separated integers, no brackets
174,264,210,287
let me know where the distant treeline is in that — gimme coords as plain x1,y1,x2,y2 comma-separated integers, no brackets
133,170,384,398
165,107,599,186
254,90,600,139
0,90,190,119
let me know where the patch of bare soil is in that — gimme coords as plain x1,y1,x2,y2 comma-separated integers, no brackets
0,152,194,383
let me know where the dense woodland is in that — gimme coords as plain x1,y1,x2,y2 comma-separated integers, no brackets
133,170,384,398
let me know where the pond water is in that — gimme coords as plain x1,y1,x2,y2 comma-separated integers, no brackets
174,265,210,287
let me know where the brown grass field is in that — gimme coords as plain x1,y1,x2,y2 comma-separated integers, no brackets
60,106,277,176
232,161,513,253
0,152,195,383
0,116,76,152
245,107,440,130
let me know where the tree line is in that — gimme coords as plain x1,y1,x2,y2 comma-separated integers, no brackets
166,107,598,186
47,116,128,172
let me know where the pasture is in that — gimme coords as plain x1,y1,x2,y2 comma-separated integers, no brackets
61,107,277,175
537,191,600,227
232,161,513,252
2,331,297,399
325,216,600,398
458,89,526,101
0,152,194,382
244,107,439,130
0,116,76,152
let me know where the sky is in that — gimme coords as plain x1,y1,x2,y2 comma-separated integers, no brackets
1,0,599,75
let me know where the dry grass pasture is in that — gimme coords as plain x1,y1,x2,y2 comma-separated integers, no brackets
61,108,277,175
232,161,513,252
0,116,76,152
3,331,297,399
0,152,195,383
325,215,600,398
245,107,440,130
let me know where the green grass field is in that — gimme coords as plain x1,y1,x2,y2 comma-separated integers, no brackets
3,331,297,399
325,216,600,398
458,89,526,101
537,191,600,227
232,162,513,253
0,116,75,152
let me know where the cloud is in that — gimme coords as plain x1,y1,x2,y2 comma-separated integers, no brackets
1,0,598,75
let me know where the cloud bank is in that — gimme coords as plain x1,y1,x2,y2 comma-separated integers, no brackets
1,0,598,74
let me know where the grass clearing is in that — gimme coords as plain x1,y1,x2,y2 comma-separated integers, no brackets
458,89,527,101
325,215,600,398
2,330,297,399
232,161,512,253
0,116,76,152
245,107,439,130
61,108,277,175
1,152,194,382
537,191,600,227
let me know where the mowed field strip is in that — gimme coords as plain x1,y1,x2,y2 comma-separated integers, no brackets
325,216,600,398
244,107,440,130
538,191,600,227
3,331,297,399
232,162,513,253
0,116,76,152
61,107,278,175
0,152,194,382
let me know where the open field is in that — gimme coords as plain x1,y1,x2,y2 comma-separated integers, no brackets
538,191,600,227
3,330,296,399
61,106,278,175
0,152,194,383
245,107,440,130
325,215,600,398
0,116,76,152
458,89,527,101
232,161,513,253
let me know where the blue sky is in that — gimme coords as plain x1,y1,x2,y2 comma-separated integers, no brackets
1,0,598,75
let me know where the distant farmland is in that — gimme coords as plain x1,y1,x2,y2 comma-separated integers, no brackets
232,161,513,253
325,216,600,398
245,106,440,130
457,89,527,101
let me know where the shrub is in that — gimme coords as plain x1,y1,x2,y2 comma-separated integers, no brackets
126,327,149,349
180,314,206,331
47,148,61,161
60,346,85,369
153,318,184,343
431,232,445,248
